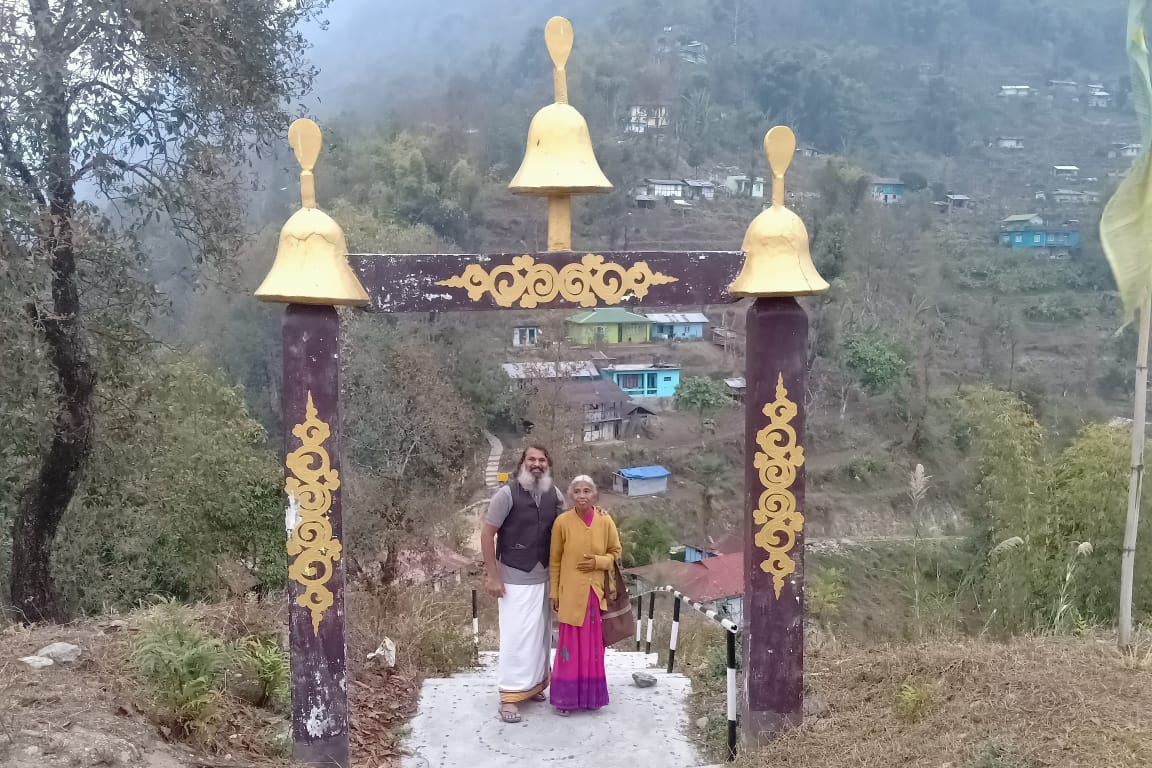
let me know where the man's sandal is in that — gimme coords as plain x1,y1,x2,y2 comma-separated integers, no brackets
530,692,547,702
498,704,522,723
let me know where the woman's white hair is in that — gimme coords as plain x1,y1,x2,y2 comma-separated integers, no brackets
567,474,597,494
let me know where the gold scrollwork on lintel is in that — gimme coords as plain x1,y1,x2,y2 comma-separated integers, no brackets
285,392,343,634
753,374,805,598
436,253,678,308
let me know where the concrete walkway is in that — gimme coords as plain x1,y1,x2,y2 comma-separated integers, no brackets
482,430,503,489
403,650,706,768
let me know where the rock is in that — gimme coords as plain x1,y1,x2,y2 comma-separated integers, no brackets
813,718,833,732
23,745,42,757
803,695,830,718
19,655,54,670
228,673,267,707
696,716,710,729
267,719,292,757
366,638,397,668
632,672,657,688
35,642,82,664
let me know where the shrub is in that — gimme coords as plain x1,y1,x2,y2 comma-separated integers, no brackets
843,331,908,394
233,637,290,711
967,740,1028,768
1023,297,1085,322
893,681,933,722
808,566,847,623
620,516,675,567
132,602,227,733
958,388,1152,633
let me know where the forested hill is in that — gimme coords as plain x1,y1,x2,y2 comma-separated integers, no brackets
309,0,1126,120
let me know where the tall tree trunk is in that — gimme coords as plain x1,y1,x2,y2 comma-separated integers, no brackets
10,52,93,623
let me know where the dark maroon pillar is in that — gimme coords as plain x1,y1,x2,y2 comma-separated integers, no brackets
283,304,349,767
742,297,807,743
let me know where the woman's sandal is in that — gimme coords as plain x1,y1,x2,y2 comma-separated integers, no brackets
498,704,522,723
530,692,547,702
555,708,571,717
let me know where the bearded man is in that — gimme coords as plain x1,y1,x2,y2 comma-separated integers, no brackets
481,443,564,723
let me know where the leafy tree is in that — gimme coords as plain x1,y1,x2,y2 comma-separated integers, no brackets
326,130,474,244
446,158,482,214
688,453,731,538
899,172,929,192
911,76,963,155
842,331,909,395
341,316,482,586
812,213,850,280
53,358,283,612
674,376,732,434
958,389,1152,632
620,516,674,568
749,48,869,151
0,0,327,621
813,158,871,216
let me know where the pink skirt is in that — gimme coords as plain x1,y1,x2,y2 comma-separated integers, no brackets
550,588,609,711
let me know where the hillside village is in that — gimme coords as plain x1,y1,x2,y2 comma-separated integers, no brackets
451,54,1144,626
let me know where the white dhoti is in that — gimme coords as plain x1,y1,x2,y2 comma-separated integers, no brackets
497,582,551,703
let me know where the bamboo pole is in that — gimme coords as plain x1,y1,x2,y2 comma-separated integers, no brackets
1120,291,1151,649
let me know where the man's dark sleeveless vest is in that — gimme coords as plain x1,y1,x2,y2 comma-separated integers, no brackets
497,481,561,572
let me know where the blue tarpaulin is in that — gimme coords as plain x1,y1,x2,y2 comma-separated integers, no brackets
618,465,671,479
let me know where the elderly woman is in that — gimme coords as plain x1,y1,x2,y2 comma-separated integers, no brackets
548,475,622,715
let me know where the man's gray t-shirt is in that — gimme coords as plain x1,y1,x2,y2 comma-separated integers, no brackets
485,484,565,585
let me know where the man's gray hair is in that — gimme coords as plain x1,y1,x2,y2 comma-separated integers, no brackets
567,475,597,494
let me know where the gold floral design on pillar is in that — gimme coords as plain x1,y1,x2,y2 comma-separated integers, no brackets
753,374,805,598
436,253,677,308
285,392,343,633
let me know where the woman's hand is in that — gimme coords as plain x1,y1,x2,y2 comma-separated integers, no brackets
576,554,597,573
551,598,559,612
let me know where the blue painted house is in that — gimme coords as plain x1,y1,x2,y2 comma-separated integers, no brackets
600,363,681,399
998,214,1081,258
646,312,710,340
871,177,907,204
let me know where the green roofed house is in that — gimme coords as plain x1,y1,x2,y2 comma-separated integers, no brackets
566,308,653,345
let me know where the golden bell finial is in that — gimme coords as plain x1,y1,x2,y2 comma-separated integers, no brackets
254,118,369,306
509,16,612,251
728,126,829,298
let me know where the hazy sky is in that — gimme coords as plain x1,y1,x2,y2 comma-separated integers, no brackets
306,0,601,112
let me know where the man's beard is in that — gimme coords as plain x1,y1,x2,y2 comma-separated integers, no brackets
518,466,553,495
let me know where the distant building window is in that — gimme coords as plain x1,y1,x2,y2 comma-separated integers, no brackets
1014,234,1023,243
1034,233,1043,244
620,374,641,389
663,376,673,381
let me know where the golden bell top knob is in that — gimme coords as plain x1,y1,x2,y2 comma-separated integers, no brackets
254,118,370,306
546,16,573,105
289,118,322,209
766,125,794,208
727,125,829,298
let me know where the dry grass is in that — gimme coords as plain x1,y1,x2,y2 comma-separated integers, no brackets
728,632,1152,768
345,583,480,767
655,604,1152,767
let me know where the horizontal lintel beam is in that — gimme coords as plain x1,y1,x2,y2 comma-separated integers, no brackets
348,250,744,313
